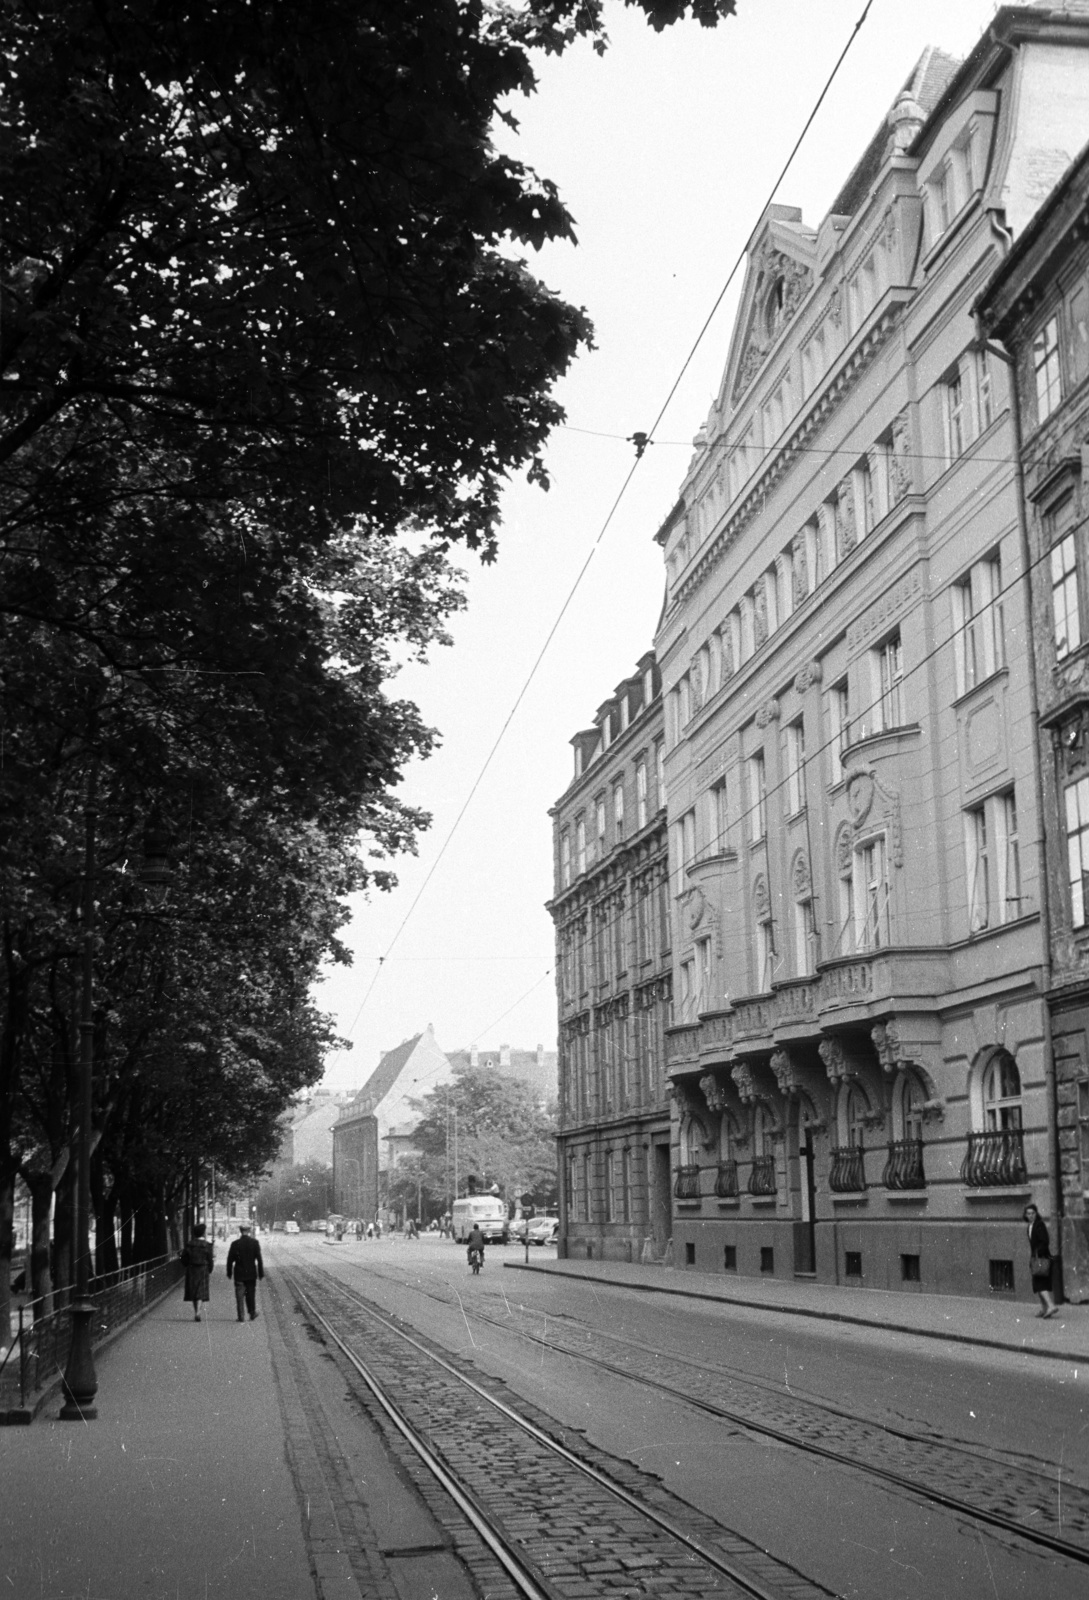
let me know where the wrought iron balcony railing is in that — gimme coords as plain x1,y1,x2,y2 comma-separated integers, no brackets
673,1163,700,1200
882,1138,925,1190
747,1154,776,1197
829,1144,866,1193
715,1159,739,1199
960,1129,1027,1188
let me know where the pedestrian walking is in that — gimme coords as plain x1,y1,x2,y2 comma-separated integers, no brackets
226,1221,264,1322
1024,1203,1059,1317
181,1223,214,1322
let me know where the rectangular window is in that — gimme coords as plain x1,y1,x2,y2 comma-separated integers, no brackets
596,798,607,858
561,831,571,889
901,1253,921,1283
656,741,666,809
576,817,586,876
724,1245,737,1271
636,759,648,830
831,678,850,757
710,777,728,853
857,836,889,950
877,633,904,730
613,781,624,840
697,937,711,1011
975,348,994,431
794,897,816,977
804,518,821,594
679,957,696,1021
1035,315,1062,422
755,918,775,992
784,720,806,815
946,366,966,460
995,790,1021,924
965,805,989,933
952,554,1004,695
838,872,855,956
748,752,767,842
1066,775,1089,929
1069,281,1089,388
1078,1079,1089,1188
760,1246,775,1274
1049,495,1080,659
605,1151,615,1222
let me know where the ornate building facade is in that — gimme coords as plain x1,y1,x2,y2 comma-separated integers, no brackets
978,135,1089,1301
549,653,674,1260
655,10,1089,1300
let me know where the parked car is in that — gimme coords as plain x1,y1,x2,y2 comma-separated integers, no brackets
284,1220,300,1234
507,1216,528,1243
526,1215,558,1246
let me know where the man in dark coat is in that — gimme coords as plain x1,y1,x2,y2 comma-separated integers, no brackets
226,1222,264,1321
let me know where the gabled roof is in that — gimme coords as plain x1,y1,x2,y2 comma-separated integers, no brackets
344,1032,423,1117
830,46,962,217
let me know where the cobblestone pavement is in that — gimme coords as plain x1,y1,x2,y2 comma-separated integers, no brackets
334,1255,1089,1563
287,1262,842,1600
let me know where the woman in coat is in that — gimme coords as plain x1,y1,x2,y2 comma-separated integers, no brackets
182,1222,214,1322
1024,1203,1058,1318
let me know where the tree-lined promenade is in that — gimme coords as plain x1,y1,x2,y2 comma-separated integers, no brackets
0,0,735,1343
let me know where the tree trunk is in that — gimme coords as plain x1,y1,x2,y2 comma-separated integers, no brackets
52,1159,74,1308
27,1170,54,1318
119,1196,133,1269
0,1165,13,1354
92,1151,119,1276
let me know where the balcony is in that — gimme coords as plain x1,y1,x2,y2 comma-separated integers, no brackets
883,1139,925,1190
674,1163,700,1200
830,1145,866,1193
747,1154,776,1197
715,1159,740,1199
960,1129,1027,1188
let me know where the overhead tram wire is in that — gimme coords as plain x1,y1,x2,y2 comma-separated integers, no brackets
330,0,876,1061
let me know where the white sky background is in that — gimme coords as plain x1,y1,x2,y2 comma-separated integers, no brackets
318,0,1000,1091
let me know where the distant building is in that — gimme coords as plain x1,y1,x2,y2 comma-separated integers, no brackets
548,650,673,1262
446,1043,558,1106
332,1026,454,1215
277,1089,353,1169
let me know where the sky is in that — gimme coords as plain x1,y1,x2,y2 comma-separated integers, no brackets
317,0,1001,1092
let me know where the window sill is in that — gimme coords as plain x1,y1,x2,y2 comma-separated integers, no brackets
748,1195,778,1208
716,1198,741,1210
677,1200,702,1211
962,1187,1031,1201
831,1194,869,1206
885,1191,928,1204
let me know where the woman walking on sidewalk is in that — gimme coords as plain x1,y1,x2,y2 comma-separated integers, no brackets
181,1223,214,1322
1024,1203,1059,1317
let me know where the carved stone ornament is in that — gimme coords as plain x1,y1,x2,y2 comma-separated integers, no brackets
753,873,771,923
862,1108,887,1133
883,204,896,250
1058,711,1089,780
792,851,812,902
819,1037,854,1084
753,585,768,647
731,1062,756,1103
871,1020,901,1076
770,1048,799,1098
839,769,903,867
755,697,780,729
793,660,822,696
836,478,857,558
847,771,875,827
890,409,912,502
686,886,707,931
699,1072,730,1114
792,533,809,604
732,248,815,404
828,286,843,328
835,822,854,880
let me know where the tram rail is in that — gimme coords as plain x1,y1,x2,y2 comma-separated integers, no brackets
294,1251,1089,1572
282,1264,840,1600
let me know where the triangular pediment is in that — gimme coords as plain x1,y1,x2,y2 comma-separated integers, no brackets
715,208,817,422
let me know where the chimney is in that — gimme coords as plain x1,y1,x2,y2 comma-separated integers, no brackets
536,1043,544,1067
500,1043,511,1068
470,1043,478,1067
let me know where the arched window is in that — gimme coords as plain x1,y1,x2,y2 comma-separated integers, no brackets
719,1110,738,1161
895,1072,925,1143
753,1101,772,1156
765,276,786,339
679,1114,702,1166
845,1083,869,1148
982,1050,1022,1131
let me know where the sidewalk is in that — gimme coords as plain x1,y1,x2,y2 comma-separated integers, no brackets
504,1254,1089,1363
0,1287,317,1600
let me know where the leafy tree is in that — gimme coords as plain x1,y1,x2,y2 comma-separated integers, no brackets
256,1160,333,1228
407,1065,558,1213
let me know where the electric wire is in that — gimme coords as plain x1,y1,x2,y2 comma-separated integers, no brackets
329,2,877,1061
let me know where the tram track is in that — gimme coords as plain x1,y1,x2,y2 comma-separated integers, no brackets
283,1263,842,1600
301,1251,1089,1571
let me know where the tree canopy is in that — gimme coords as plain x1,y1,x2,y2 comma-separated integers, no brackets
0,0,736,1334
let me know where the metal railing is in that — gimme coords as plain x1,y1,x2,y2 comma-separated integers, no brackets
961,1129,1027,1188
747,1154,776,1197
829,1145,866,1193
673,1164,700,1200
883,1138,925,1190
0,1252,184,1410
715,1159,740,1199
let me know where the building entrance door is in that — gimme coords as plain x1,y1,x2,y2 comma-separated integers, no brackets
793,1126,817,1276
651,1143,672,1256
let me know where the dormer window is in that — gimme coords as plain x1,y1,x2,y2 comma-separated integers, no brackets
765,276,786,340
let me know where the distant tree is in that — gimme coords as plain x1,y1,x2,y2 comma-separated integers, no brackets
409,1066,557,1211
256,1160,333,1228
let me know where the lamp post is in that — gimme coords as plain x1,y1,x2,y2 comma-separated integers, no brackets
60,780,99,1420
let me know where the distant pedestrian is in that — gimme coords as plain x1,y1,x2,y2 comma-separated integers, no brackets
374,1216,382,1239
356,1220,363,1241
226,1222,264,1322
366,1221,374,1239
1024,1203,1058,1317
181,1223,213,1322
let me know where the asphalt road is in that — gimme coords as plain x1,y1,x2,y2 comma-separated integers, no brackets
274,1230,1088,1600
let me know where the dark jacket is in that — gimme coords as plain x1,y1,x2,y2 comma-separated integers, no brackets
1028,1215,1051,1259
466,1226,485,1254
182,1237,214,1303
226,1232,264,1283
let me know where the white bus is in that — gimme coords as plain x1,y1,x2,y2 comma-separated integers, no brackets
451,1195,508,1243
